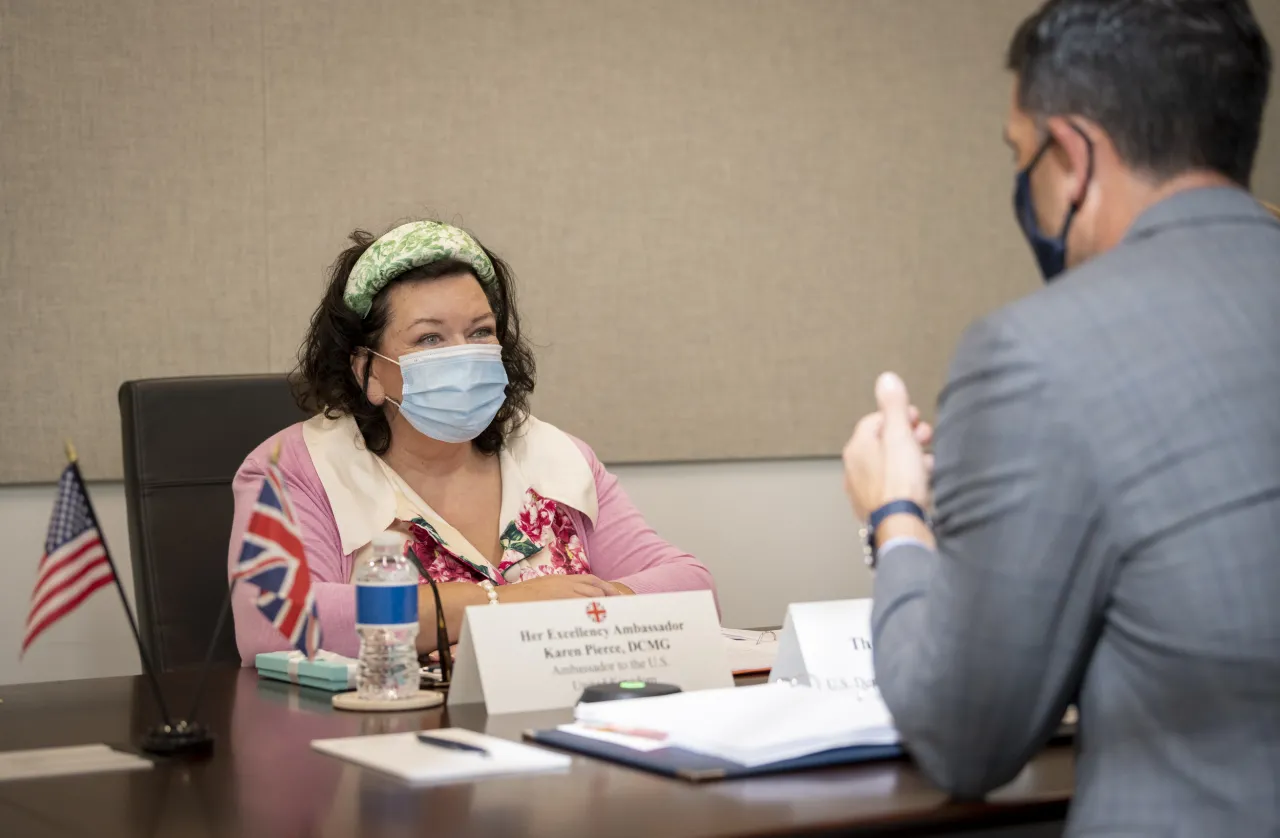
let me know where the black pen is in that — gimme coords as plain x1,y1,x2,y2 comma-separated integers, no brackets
416,732,491,758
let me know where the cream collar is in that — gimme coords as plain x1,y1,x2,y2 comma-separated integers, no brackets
303,413,598,556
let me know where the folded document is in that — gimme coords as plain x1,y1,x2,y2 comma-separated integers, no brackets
0,744,152,783
571,682,898,767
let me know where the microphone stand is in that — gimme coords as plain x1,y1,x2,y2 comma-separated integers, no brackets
427,576,451,687
404,543,451,688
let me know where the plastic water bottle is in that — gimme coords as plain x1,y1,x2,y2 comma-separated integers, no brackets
355,533,420,701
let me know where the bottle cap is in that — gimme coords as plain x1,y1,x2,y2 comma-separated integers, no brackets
372,531,403,550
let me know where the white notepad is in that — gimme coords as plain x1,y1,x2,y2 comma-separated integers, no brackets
311,728,570,784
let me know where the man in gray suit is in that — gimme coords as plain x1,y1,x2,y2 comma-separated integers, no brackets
842,1,1279,835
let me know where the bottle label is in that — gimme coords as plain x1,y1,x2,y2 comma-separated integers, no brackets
355,583,418,627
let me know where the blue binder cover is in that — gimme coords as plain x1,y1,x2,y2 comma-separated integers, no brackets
524,727,905,782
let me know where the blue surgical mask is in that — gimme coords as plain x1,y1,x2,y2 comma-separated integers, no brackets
1013,131,1093,282
373,344,509,444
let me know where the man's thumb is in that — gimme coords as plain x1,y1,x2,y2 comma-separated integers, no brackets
875,372,913,438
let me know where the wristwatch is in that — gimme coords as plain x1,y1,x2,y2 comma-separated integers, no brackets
860,499,929,568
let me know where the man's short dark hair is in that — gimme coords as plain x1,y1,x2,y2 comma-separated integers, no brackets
1008,0,1272,186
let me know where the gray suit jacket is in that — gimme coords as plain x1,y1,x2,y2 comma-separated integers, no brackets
872,187,1280,837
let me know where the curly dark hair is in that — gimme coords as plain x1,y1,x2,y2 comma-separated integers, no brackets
294,226,536,456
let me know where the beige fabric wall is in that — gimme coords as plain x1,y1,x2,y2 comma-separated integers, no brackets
3,0,1279,481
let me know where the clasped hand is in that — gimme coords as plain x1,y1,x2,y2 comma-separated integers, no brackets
842,372,934,524
499,573,620,602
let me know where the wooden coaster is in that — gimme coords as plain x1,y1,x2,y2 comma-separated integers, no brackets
332,690,445,712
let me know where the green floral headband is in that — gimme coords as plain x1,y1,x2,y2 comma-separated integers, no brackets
343,221,496,318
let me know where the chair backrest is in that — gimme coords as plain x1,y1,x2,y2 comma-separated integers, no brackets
119,375,310,672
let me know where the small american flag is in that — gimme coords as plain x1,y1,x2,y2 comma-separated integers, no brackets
232,462,321,658
22,465,116,655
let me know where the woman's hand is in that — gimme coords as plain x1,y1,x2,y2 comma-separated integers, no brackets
499,573,620,603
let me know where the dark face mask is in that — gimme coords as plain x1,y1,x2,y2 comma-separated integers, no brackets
1013,129,1094,282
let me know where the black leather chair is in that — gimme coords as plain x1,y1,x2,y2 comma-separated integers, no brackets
119,375,310,672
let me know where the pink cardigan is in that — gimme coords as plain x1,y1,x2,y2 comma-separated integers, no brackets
227,422,716,661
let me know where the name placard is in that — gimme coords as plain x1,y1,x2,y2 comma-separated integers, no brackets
770,598,878,692
447,590,732,714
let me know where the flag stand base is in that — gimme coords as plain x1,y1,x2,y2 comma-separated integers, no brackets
141,721,214,757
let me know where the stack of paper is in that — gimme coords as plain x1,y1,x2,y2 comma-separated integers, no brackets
571,683,898,767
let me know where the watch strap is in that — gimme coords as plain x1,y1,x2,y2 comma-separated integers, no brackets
861,499,929,568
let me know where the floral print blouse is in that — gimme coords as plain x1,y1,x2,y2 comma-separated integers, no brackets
406,488,591,586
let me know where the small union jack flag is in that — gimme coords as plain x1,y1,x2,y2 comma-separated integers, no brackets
232,462,321,659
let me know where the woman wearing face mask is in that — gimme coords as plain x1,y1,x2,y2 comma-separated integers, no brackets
227,221,716,660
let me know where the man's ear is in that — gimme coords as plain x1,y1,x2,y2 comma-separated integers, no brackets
352,349,386,406
1045,116,1096,207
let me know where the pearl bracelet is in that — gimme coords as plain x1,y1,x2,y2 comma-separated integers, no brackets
479,579,500,605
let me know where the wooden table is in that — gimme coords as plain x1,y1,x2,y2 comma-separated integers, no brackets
0,668,1071,837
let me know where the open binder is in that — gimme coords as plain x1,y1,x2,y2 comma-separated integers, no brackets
525,727,904,782
526,716,1075,783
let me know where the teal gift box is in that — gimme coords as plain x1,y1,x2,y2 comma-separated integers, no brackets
255,650,357,692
